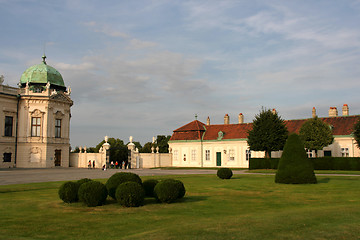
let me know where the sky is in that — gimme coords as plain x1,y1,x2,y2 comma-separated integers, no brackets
1,0,360,148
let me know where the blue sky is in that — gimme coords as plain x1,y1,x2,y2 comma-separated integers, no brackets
1,0,360,148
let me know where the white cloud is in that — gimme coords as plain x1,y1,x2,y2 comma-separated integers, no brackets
126,39,157,50
83,21,129,38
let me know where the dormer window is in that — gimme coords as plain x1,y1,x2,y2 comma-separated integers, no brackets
217,131,224,140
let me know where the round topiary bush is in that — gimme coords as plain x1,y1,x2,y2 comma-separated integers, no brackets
173,179,186,199
77,178,92,186
115,182,145,207
275,133,317,184
105,172,142,199
154,179,180,203
217,168,233,179
142,179,159,197
78,181,108,207
58,181,79,203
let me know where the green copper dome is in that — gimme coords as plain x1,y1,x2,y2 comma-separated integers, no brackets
20,56,65,89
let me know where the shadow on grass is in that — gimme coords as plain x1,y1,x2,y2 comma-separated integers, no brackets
142,195,209,205
318,178,331,183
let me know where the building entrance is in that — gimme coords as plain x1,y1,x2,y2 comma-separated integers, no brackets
55,150,61,166
216,152,221,166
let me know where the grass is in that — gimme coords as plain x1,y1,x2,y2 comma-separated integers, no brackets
1,174,360,240
247,169,360,175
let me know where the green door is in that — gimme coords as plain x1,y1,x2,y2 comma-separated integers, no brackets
216,152,221,166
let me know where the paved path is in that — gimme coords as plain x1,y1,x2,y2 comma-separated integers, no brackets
0,168,358,185
0,168,246,185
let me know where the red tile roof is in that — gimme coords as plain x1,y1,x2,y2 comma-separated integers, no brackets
170,120,206,141
170,115,360,141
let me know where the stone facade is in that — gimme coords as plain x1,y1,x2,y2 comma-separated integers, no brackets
0,58,73,168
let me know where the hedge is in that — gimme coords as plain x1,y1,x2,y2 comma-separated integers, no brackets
249,157,360,170
249,158,280,170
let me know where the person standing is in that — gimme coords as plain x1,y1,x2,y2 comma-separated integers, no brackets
115,161,118,169
88,160,91,169
93,160,95,169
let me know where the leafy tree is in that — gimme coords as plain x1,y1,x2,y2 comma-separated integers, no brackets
353,119,360,149
132,141,142,152
156,135,171,153
299,117,334,157
95,138,128,163
87,147,97,153
139,135,171,153
72,146,80,153
275,133,317,184
140,142,153,153
247,108,288,158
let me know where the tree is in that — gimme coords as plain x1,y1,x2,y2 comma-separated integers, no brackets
353,119,360,149
275,133,317,184
299,117,334,157
247,108,288,158
139,135,171,153
140,142,153,153
95,138,128,163
155,135,171,153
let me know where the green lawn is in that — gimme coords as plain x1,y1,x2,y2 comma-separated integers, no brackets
1,174,360,240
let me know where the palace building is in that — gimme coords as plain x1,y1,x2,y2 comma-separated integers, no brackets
168,106,360,168
0,56,73,168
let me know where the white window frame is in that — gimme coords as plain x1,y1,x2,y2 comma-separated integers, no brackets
173,150,178,161
191,149,196,161
229,149,235,161
205,150,210,161
31,117,41,137
341,148,349,157
55,119,61,138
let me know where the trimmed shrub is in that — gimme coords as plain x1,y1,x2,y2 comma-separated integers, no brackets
142,179,159,197
115,182,145,207
105,172,142,199
249,158,280,170
275,133,317,184
173,179,186,199
217,168,233,179
154,179,180,203
77,178,92,186
78,181,108,207
58,181,79,203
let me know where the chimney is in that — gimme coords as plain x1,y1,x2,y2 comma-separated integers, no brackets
272,108,277,115
206,116,210,126
238,113,244,124
328,107,338,117
312,107,317,118
224,114,229,125
342,104,349,116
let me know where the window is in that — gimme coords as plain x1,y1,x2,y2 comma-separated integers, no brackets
173,150,178,161
4,116,13,137
306,149,313,158
55,119,61,138
3,153,11,162
31,117,41,137
191,150,196,161
324,150,332,157
229,149,235,161
205,150,210,161
341,148,349,157
246,149,251,161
